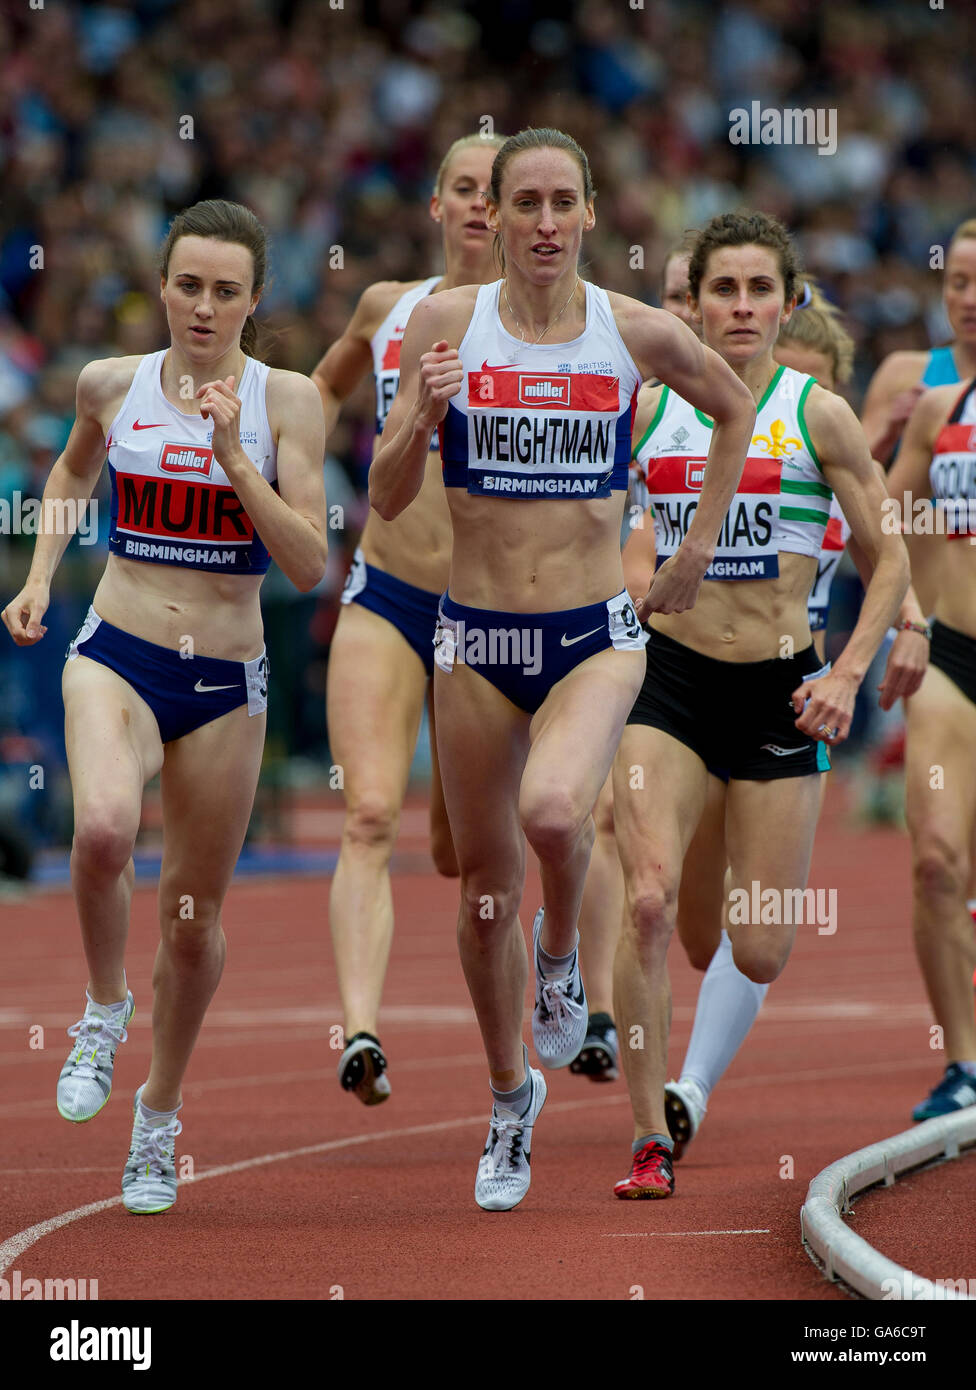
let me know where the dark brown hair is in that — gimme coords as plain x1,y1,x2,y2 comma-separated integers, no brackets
485,128,595,273
159,200,268,357
687,211,800,305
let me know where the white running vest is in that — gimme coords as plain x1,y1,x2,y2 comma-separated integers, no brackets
808,498,852,630
371,276,441,435
929,380,976,537
106,350,275,575
635,364,831,580
439,280,642,499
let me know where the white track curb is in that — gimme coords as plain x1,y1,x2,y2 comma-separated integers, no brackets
800,1108,976,1300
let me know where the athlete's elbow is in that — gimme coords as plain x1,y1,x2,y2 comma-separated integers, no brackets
368,475,401,521
295,539,329,592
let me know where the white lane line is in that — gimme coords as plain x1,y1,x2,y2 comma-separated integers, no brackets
0,1093,629,1275
605,1229,772,1237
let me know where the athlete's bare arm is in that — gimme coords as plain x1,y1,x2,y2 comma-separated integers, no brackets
368,290,475,520
2,358,138,645
197,370,328,592
310,281,422,438
886,383,959,503
860,350,929,466
612,297,756,615
792,387,910,740
622,382,662,601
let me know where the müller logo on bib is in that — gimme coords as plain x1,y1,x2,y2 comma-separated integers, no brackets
518,375,570,406
158,444,214,477
685,460,706,491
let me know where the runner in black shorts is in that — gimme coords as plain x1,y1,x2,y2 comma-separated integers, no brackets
888,377,976,1120
612,212,910,1199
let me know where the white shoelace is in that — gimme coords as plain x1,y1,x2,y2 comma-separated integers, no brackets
485,1115,526,1175
130,1116,183,1172
539,972,578,1027
65,1015,129,1080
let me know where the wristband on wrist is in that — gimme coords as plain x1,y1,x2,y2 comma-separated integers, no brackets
897,620,932,640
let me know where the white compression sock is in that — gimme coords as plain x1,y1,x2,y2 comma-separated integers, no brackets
679,930,768,1099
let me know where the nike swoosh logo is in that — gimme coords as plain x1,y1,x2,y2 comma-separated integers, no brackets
480,360,519,371
560,627,602,647
194,680,239,693
760,744,807,756
132,420,167,430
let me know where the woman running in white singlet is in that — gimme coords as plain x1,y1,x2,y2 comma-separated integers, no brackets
369,129,757,1211
612,212,909,1200
888,374,976,1123
2,200,328,1214
310,134,504,1105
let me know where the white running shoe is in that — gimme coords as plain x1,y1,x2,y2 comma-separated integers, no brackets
57,991,135,1123
475,1067,547,1212
664,1076,708,1161
531,908,587,1069
122,1085,182,1214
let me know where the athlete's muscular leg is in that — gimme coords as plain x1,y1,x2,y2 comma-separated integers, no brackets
676,775,728,970
142,701,266,1112
613,728,709,1139
577,773,622,1014
426,683,459,878
63,657,164,1004
326,603,428,1038
521,648,646,961
723,774,823,985
905,670,976,1061
434,662,530,1087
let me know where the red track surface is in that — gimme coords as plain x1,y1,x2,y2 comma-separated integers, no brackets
1,779,972,1301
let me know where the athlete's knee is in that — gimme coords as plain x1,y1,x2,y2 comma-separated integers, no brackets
520,790,592,863
459,878,521,934
627,875,678,947
912,836,966,904
159,899,223,960
71,807,138,878
342,792,400,854
730,939,785,986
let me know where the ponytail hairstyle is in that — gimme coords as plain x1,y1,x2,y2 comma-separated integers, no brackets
160,199,268,359
778,275,854,385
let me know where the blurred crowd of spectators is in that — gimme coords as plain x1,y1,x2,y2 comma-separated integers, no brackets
0,0,973,766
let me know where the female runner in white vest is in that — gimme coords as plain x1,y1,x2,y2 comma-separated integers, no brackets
888,376,976,1123
643,281,930,1164
309,133,504,1106
611,211,910,1200
2,200,328,1213
369,128,757,1211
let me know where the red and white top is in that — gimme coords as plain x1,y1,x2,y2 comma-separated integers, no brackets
439,280,642,499
371,276,441,435
634,364,830,580
106,350,275,575
807,498,852,631
929,379,976,538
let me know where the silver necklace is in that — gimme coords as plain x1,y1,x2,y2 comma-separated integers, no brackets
504,276,580,345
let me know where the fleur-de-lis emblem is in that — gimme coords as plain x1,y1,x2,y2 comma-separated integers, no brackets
752,419,802,458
